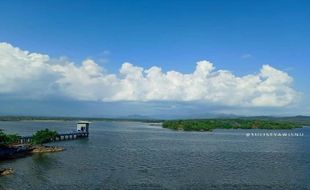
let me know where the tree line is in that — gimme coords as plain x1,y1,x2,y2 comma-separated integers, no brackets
162,119,302,131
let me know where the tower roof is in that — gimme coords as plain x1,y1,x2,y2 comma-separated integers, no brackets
77,121,91,124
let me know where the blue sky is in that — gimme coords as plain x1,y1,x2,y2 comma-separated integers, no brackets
0,0,309,117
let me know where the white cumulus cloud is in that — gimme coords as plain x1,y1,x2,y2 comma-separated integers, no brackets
0,42,299,107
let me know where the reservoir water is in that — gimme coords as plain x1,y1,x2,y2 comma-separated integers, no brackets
0,121,309,190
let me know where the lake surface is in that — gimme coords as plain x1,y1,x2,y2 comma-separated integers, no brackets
0,121,310,190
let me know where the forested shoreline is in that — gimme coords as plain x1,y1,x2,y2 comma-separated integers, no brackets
163,119,303,131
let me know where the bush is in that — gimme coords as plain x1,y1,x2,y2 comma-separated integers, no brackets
0,129,21,147
31,129,58,145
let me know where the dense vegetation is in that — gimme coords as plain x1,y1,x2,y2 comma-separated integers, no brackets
31,129,58,145
1,128,60,147
163,119,302,131
0,129,21,147
242,116,310,126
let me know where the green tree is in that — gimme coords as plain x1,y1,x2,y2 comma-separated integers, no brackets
0,129,21,147
31,129,58,145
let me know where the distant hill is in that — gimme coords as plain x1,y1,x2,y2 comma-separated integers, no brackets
0,115,162,123
0,115,309,126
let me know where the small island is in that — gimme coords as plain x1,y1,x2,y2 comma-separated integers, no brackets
1,128,64,157
0,121,92,176
163,119,302,131
0,128,64,176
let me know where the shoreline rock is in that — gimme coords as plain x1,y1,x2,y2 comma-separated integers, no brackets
31,145,64,153
0,145,64,161
0,168,14,176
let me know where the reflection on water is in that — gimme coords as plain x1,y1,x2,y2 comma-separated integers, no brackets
0,121,310,190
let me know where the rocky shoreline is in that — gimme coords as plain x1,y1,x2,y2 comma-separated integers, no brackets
0,146,32,160
31,145,64,153
0,145,65,159
0,145,64,162
0,145,64,177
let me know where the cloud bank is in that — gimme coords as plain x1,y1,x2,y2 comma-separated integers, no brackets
0,42,298,107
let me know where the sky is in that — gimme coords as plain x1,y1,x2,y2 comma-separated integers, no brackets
0,0,309,118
